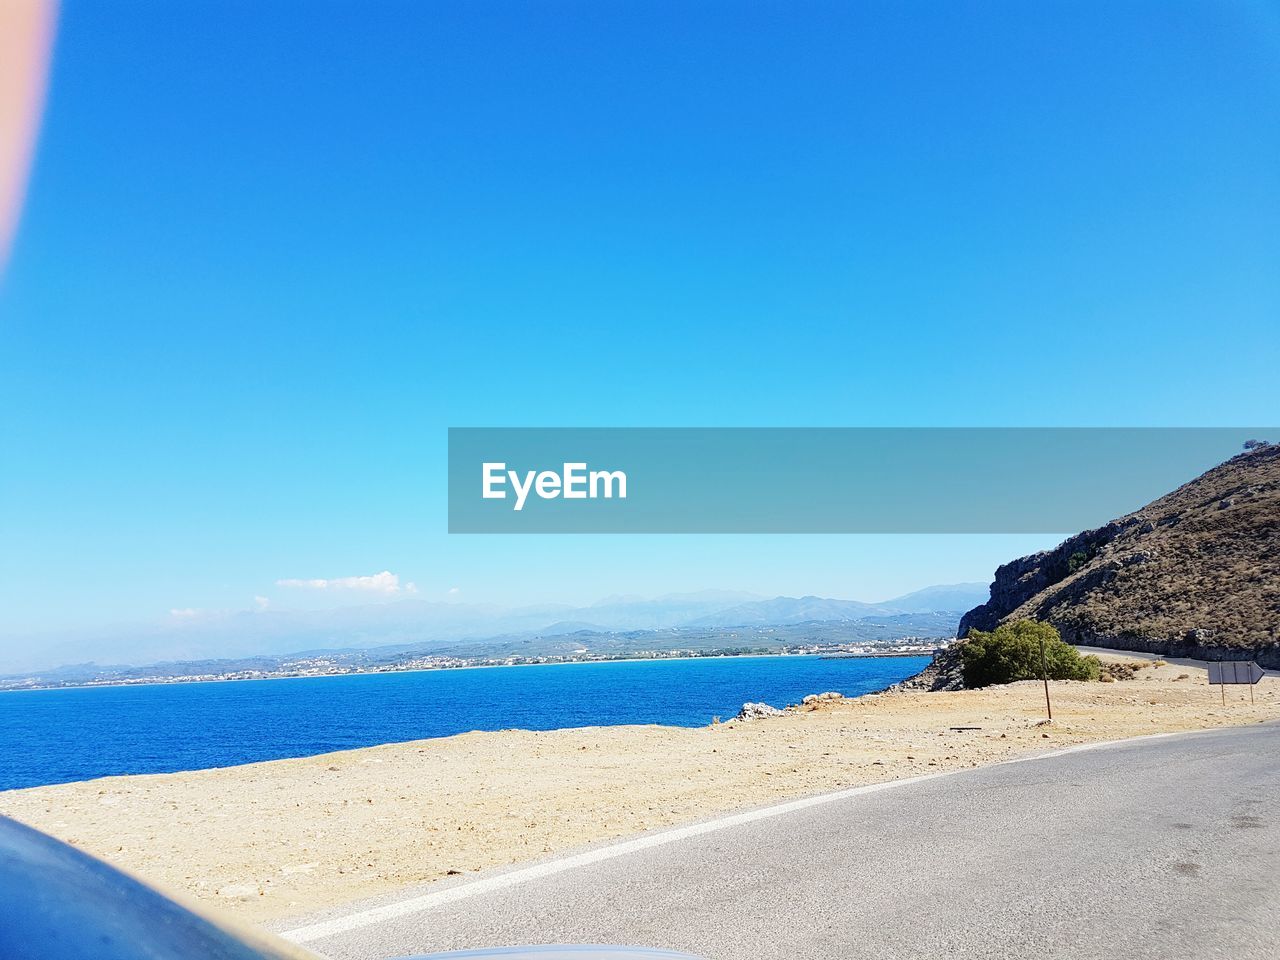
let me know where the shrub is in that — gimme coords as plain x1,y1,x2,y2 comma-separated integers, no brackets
961,620,1101,687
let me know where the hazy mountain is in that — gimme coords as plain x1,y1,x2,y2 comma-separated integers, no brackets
881,583,990,614
7,584,979,675
564,591,766,629
686,584,988,628
688,596,884,627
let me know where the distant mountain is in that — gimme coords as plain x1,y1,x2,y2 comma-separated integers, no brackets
4,585,978,676
881,583,990,614
569,591,766,629
689,596,884,627
958,443,1280,668
590,590,761,607
687,585,988,628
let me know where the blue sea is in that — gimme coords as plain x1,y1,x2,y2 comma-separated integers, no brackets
0,654,928,791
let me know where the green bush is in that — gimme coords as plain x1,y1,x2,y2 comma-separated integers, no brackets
960,620,1101,687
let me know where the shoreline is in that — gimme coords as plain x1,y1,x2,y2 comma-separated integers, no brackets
0,647,937,695
0,653,931,792
1,651,1276,926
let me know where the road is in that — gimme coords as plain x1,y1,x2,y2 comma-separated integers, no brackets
280,723,1280,960
1077,645,1280,678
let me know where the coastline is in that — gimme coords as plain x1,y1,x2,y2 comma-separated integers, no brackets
0,654,931,791
0,646,940,694
0,651,806,695
1,652,1276,926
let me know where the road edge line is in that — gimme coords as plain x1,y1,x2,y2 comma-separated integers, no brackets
280,724,1228,945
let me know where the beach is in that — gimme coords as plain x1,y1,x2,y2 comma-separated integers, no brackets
1,653,1276,926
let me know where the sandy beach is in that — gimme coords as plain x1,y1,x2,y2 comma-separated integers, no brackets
2,653,1277,926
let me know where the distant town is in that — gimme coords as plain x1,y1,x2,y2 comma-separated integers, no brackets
0,622,950,692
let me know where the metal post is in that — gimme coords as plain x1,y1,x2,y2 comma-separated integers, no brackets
1038,631,1052,721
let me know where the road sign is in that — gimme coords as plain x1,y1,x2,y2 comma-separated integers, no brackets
1207,660,1266,706
1207,661,1266,685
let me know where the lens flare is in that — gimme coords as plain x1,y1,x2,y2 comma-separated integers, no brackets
0,0,57,274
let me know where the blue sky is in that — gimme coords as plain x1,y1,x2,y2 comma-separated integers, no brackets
1,2,1278,664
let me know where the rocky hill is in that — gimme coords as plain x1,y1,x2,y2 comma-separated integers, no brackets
957,443,1280,668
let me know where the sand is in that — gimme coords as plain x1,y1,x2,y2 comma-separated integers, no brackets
1,654,1276,926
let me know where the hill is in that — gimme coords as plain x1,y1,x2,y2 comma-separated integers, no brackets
881,583,989,614
957,443,1280,668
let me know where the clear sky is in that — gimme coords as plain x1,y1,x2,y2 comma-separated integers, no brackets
1,2,1277,663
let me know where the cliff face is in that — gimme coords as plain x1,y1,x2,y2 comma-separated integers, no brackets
957,444,1280,669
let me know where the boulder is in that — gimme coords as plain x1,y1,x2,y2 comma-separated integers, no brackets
801,692,844,705
735,702,783,720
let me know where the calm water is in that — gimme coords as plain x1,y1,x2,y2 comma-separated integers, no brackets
0,654,927,790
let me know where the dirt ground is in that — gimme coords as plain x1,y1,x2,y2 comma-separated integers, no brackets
2,654,1276,925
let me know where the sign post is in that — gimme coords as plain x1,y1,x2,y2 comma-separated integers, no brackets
1038,630,1052,721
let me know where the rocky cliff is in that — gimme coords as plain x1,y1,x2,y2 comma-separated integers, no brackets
957,443,1280,668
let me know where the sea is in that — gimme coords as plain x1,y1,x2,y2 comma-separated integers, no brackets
0,654,928,791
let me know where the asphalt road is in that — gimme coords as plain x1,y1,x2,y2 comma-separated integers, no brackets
1076,646,1280,678
282,723,1280,960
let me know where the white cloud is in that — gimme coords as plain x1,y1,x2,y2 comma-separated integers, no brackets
254,596,270,611
448,586,460,595
275,570,406,595
169,608,201,619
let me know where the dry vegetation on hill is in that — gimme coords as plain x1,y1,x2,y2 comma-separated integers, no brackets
959,444,1280,667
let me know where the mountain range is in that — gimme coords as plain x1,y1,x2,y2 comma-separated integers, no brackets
7,583,989,677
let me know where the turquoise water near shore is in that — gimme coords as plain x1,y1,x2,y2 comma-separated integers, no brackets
0,654,928,790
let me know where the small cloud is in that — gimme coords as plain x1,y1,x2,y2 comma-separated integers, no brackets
169,608,201,619
275,570,406,595
254,596,270,611
448,586,460,595
404,582,419,595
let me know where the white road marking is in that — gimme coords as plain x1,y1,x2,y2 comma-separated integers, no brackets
281,773,946,944
281,726,1216,945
